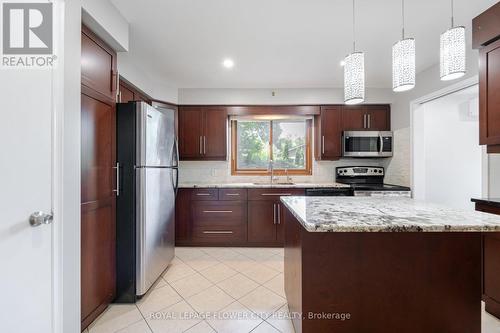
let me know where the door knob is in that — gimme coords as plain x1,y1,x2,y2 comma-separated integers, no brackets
29,211,53,227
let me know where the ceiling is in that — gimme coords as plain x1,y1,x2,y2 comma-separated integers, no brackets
111,0,497,89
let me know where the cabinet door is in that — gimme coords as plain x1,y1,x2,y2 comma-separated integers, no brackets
248,201,277,243
342,106,367,130
175,189,191,243
319,106,343,159
367,106,390,131
203,107,228,160
179,107,203,159
276,203,286,244
81,91,116,328
119,83,134,103
480,39,500,148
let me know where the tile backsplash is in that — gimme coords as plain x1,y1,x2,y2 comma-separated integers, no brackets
179,158,391,184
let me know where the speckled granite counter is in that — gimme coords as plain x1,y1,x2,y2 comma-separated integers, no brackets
280,196,500,232
178,182,350,189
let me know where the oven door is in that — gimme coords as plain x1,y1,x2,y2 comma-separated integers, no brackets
343,131,393,157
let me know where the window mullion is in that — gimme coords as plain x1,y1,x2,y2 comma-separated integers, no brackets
269,120,274,163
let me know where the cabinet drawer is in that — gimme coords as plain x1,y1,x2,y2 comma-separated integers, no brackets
219,188,248,201
192,226,246,243
248,188,305,201
190,189,218,201
192,201,246,227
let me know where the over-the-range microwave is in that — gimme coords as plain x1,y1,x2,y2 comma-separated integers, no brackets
342,131,393,158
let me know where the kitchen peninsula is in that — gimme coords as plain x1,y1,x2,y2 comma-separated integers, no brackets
281,196,500,333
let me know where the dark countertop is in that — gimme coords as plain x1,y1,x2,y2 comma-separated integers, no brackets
471,198,500,208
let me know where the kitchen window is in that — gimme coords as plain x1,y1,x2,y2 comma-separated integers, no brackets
231,117,312,175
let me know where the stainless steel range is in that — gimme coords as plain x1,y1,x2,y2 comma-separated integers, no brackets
336,166,411,197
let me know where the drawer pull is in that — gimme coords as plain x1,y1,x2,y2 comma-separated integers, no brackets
202,231,233,234
225,193,240,196
196,193,212,196
261,193,293,196
203,210,233,213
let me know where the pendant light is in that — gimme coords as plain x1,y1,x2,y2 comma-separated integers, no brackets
392,0,415,92
344,0,365,105
440,0,466,81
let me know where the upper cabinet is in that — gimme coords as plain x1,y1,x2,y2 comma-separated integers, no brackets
314,106,343,160
118,80,152,105
314,104,391,160
178,106,228,160
473,2,500,154
342,105,390,131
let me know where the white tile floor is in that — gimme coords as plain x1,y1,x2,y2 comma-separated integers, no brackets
84,247,500,333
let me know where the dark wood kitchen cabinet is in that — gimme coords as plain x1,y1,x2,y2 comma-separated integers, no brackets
247,188,305,246
175,187,304,246
118,79,151,104
178,106,228,160
314,106,343,160
474,201,500,319
473,2,500,154
80,26,116,330
342,105,390,131
314,104,390,160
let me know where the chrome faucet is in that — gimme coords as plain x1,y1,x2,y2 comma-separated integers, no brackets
268,159,274,184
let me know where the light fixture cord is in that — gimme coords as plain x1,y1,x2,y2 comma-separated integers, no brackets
450,0,454,27
352,0,356,52
401,0,405,39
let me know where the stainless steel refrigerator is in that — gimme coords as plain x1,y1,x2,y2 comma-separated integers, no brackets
115,101,178,301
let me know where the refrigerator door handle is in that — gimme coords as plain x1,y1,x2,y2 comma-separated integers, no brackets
171,167,179,196
113,162,120,196
172,137,180,168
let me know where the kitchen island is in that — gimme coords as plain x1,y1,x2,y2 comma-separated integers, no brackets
280,196,500,333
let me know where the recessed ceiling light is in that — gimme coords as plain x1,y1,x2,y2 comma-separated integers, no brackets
340,60,345,67
222,58,234,69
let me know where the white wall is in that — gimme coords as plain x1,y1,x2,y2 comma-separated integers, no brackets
413,87,482,210
178,88,394,105
385,51,480,187
118,52,178,104
489,155,500,197
59,1,82,332
82,0,129,51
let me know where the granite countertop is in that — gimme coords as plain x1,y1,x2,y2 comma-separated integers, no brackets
178,182,351,189
471,198,500,208
280,196,500,232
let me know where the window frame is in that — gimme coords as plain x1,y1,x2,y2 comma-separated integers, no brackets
231,118,313,176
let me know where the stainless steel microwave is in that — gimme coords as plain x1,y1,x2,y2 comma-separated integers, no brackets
343,131,393,157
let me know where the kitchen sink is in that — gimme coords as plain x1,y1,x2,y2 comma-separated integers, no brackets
252,181,296,186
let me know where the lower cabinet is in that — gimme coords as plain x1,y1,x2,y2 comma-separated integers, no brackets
175,187,305,246
475,202,500,319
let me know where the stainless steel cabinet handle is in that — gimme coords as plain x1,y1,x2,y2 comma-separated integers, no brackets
29,211,53,227
368,114,371,129
199,136,203,155
262,193,293,196
225,193,240,196
202,210,233,213
277,204,281,224
203,231,233,234
273,203,277,225
363,114,367,129
196,193,212,196
322,136,325,155
113,162,120,196
203,136,206,154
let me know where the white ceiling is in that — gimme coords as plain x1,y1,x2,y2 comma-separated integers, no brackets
111,0,497,89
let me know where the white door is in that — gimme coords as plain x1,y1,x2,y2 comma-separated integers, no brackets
0,69,54,330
